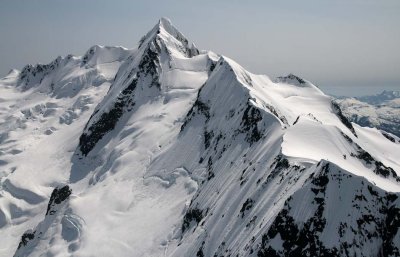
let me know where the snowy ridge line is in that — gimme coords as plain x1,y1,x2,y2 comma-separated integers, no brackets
0,18,399,257
16,45,131,90
14,185,72,257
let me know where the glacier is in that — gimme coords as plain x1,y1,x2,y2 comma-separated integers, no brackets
0,18,399,257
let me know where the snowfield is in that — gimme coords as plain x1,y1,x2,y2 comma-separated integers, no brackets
1,18,399,257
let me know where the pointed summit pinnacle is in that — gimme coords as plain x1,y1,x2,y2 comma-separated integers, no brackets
157,17,174,32
138,17,199,57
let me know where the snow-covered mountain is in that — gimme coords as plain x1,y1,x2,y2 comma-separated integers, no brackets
1,18,399,257
337,91,400,138
357,90,400,105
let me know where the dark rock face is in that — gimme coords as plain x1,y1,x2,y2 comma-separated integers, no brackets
340,131,353,144
181,96,210,133
15,185,72,255
259,164,335,257
182,208,203,234
209,61,216,73
81,47,95,65
138,44,161,89
276,74,306,85
18,57,62,89
46,185,72,215
331,101,357,137
374,161,398,180
17,231,35,250
264,155,291,184
264,103,288,125
340,132,400,182
204,130,214,149
383,204,400,257
190,99,210,122
292,116,300,125
239,105,263,144
272,155,290,171
196,241,205,257
355,149,374,165
78,33,163,156
240,198,254,218
257,163,400,257
381,131,396,143
206,157,215,180
78,78,137,156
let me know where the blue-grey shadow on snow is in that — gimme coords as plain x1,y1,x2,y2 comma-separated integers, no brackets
69,153,91,183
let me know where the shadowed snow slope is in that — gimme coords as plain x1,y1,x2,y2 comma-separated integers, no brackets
1,18,400,257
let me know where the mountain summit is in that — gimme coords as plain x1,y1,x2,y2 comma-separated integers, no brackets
138,17,198,58
1,19,399,257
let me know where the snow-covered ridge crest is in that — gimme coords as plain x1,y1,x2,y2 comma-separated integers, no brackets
1,17,400,257
12,45,132,96
81,45,130,67
76,18,209,158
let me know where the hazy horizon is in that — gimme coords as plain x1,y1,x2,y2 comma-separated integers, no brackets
1,0,399,96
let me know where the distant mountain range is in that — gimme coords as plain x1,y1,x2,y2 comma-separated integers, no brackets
357,90,400,105
1,18,399,257
337,90,400,137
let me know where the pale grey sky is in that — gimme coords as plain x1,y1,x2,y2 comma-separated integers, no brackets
0,0,399,96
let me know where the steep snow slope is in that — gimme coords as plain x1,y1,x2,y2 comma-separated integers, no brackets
1,18,400,257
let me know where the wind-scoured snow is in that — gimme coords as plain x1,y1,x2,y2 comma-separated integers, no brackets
1,18,399,257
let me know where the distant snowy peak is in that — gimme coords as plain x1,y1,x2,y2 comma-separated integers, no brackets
0,69,20,86
275,73,308,86
357,90,400,105
4,69,20,78
274,73,324,96
338,91,400,137
381,90,400,97
275,73,305,84
18,55,68,89
12,46,131,97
